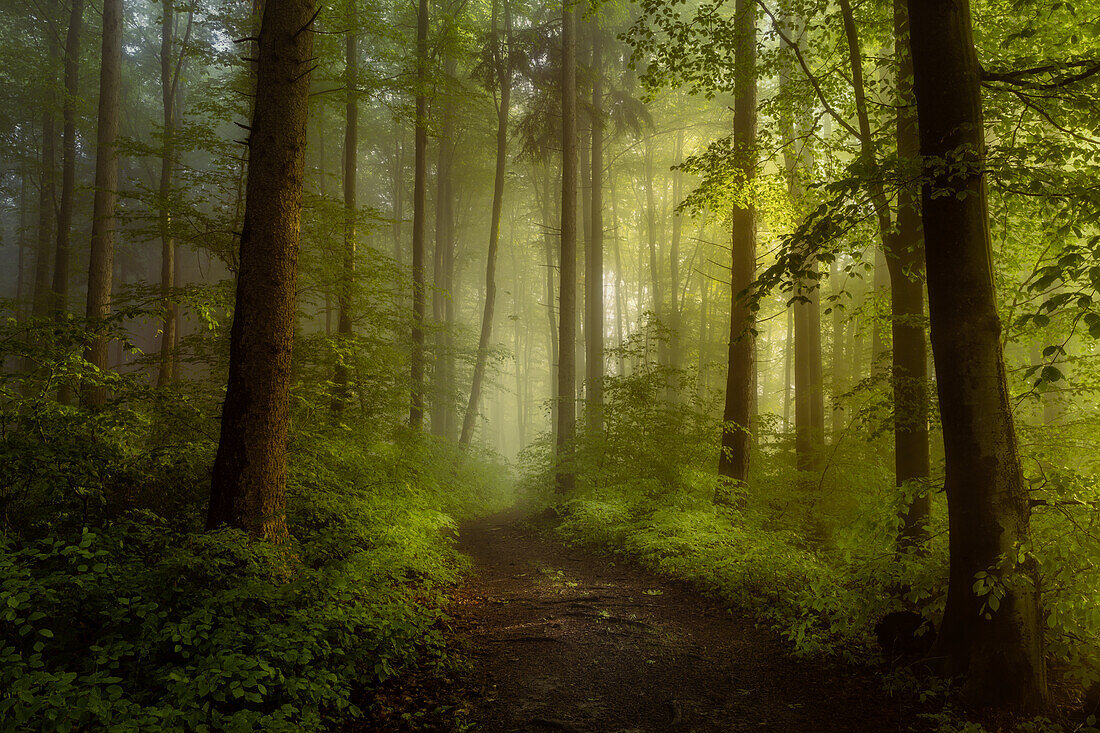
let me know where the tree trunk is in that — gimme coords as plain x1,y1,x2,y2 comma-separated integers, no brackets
717,0,756,493
556,0,578,493
830,260,847,436
332,0,357,411
541,165,559,445
891,0,931,548
431,32,455,436
52,0,81,322
907,0,1047,711
206,0,315,539
839,0,932,544
82,0,123,407
409,0,429,429
32,5,59,319
460,0,511,448
669,128,683,380
585,14,604,433
157,0,186,388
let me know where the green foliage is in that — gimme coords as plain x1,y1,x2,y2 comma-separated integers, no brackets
0,308,511,732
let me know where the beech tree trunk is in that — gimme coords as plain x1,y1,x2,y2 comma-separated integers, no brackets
585,15,604,433
907,0,1047,711
82,0,123,407
717,0,756,493
206,0,315,539
431,42,456,437
891,0,931,547
409,0,429,429
32,5,58,319
52,0,81,320
332,0,357,411
556,0,578,493
460,0,511,448
157,0,187,388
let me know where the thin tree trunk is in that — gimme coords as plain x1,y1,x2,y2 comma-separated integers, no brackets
431,30,455,436
410,0,429,429
461,0,511,448
556,0,578,493
908,0,1047,710
541,165,559,445
52,0,81,322
669,128,683,379
838,0,931,543
585,14,604,433
830,260,847,436
717,0,756,493
157,2,190,387
82,0,123,407
332,0,357,411
33,5,59,319
891,0,930,547
207,0,314,539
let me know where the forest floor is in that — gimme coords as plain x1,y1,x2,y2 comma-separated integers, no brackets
450,509,928,733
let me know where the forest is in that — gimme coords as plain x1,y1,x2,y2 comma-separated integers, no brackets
1,0,1099,729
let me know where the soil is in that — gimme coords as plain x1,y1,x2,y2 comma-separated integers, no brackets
451,509,926,733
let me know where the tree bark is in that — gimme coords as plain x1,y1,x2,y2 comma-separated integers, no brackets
32,4,59,319
908,0,1047,711
52,0,82,320
891,0,930,547
585,14,604,433
556,0,578,493
82,0,123,407
157,0,188,388
409,0,429,429
461,0,511,448
206,0,315,539
717,0,756,493
332,0,357,411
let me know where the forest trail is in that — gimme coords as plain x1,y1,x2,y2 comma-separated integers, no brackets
453,510,917,733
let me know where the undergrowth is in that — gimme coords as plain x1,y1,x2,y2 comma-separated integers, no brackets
0,309,512,732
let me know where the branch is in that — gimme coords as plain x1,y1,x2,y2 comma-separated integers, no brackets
982,59,1100,90
755,0,860,140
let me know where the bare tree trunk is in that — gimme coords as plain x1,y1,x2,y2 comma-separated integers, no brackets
33,4,59,319
838,0,931,544
717,0,756,493
461,0,511,448
331,0,358,411
206,0,315,539
157,2,190,387
585,14,604,433
908,0,1047,710
669,128,683,380
830,260,847,436
891,0,930,547
556,0,578,493
409,0,429,429
82,0,123,407
541,165,559,445
51,0,81,324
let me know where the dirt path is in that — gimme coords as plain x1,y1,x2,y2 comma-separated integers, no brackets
452,510,921,733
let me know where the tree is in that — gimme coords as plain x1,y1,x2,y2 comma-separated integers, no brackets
409,0,429,429
332,0,357,411
207,0,316,539
461,0,512,447
717,0,756,494
32,3,59,319
556,0,577,493
907,0,1047,711
890,0,930,547
585,14,605,433
82,0,123,407
52,0,82,320
157,0,190,387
